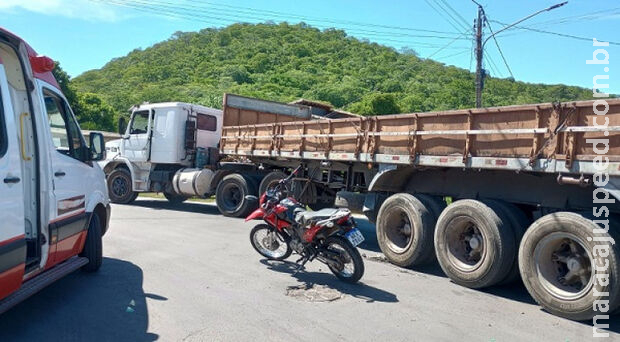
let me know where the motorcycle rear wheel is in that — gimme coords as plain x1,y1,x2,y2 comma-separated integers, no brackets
325,236,365,283
250,224,292,261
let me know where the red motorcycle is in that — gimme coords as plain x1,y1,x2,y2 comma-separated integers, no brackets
245,166,365,283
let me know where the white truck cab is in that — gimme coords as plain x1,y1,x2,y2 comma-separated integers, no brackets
102,102,223,203
0,28,110,313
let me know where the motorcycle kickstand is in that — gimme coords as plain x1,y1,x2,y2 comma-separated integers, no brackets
294,256,308,274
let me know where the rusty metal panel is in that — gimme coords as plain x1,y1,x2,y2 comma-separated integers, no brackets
221,98,620,167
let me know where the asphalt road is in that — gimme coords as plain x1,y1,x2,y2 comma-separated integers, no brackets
0,199,618,341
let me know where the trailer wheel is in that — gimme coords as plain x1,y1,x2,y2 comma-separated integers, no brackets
81,212,103,272
376,193,436,267
488,200,529,285
107,168,137,204
216,174,258,217
258,171,287,197
434,199,516,289
414,194,446,221
519,212,620,320
163,191,188,204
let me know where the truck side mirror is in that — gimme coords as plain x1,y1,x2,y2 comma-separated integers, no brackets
118,117,127,136
89,132,106,161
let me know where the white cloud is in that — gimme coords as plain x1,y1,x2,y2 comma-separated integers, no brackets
0,0,127,21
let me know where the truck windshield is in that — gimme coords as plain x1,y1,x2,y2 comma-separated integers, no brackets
130,110,150,134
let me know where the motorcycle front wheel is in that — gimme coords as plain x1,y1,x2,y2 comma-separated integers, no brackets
250,224,292,261
324,236,365,283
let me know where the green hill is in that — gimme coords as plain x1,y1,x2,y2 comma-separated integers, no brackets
72,22,592,124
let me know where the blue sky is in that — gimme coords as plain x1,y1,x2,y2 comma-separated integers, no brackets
1,0,617,93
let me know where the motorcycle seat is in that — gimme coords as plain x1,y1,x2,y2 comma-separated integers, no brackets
294,208,350,226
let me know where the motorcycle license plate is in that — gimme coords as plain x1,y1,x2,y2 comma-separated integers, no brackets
345,228,365,247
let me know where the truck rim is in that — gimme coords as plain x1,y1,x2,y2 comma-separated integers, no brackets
445,216,486,271
221,183,242,211
533,232,593,300
111,175,129,198
384,209,413,254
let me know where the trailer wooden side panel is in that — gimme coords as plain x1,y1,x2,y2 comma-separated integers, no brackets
222,98,620,174
222,93,313,127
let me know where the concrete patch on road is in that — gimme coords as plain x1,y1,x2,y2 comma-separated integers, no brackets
285,284,343,302
361,252,388,263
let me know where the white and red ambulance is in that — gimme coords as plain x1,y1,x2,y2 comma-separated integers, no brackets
0,27,110,313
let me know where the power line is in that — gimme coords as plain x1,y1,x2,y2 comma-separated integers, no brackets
438,0,471,29
191,0,466,35
424,0,470,34
142,0,465,35
482,14,514,79
491,19,620,46
426,30,472,58
436,49,470,61
129,0,468,40
484,52,501,78
96,0,472,49
527,7,620,28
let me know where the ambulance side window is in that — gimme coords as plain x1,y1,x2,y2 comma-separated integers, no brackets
43,88,87,162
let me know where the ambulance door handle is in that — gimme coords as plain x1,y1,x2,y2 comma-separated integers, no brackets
3,176,20,184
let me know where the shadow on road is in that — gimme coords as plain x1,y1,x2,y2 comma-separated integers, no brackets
127,199,221,215
0,258,162,342
261,259,398,303
354,216,382,253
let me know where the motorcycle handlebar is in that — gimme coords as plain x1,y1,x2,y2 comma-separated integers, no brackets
280,165,302,184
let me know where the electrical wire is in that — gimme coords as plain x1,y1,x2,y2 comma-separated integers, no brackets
490,19,620,46
187,0,465,35
125,0,468,40
94,0,471,49
483,14,514,79
424,0,470,34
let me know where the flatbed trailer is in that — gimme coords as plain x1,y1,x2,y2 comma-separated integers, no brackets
219,97,620,321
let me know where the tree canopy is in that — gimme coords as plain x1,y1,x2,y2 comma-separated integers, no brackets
70,22,593,129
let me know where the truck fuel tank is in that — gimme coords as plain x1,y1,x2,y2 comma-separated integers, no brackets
172,168,214,197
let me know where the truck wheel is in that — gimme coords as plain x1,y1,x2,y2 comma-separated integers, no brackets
414,194,446,221
518,212,620,321
489,200,529,285
163,191,188,204
80,213,103,272
376,193,436,267
216,174,258,217
258,171,287,197
434,199,516,289
107,168,137,204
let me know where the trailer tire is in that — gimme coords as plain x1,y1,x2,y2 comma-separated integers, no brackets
414,194,446,220
81,213,103,272
107,168,137,204
216,173,258,217
518,212,620,321
376,193,435,267
258,171,287,197
163,191,188,204
434,199,516,289
489,201,528,285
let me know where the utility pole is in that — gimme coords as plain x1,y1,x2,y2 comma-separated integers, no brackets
474,5,484,108
471,1,568,108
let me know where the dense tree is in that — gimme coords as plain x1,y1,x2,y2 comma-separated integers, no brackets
71,22,594,129
53,63,117,131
